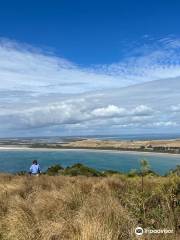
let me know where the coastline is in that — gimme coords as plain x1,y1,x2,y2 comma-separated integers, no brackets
0,146,180,157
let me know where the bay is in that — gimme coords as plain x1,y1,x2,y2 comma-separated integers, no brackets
0,149,180,175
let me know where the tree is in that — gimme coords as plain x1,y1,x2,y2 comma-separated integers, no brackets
140,159,150,192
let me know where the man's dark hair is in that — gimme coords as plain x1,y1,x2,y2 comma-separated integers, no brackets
32,160,38,165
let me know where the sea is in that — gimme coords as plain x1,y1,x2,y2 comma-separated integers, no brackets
0,133,180,175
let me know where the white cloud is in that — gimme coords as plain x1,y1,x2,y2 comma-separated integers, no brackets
1,37,180,96
152,121,178,127
0,39,128,95
1,102,155,129
91,105,126,118
171,104,180,112
131,105,154,116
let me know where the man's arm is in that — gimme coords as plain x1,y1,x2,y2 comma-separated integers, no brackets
29,166,32,175
38,164,41,174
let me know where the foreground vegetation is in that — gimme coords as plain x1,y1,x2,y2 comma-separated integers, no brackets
0,164,180,240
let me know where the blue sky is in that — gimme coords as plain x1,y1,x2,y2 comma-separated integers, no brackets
1,0,180,64
1,0,180,137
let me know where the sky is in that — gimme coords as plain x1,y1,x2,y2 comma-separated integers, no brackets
1,0,180,137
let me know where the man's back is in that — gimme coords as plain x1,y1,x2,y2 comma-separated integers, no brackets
30,163,40,175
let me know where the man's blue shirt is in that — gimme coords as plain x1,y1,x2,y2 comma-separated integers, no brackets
29,164,41,174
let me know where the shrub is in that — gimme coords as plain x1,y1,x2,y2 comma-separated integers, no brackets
46,164,64,176
62,163,104,177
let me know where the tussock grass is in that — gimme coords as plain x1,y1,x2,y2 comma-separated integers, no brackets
0,174,179,240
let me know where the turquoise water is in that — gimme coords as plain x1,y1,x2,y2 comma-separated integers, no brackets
0,149,180,175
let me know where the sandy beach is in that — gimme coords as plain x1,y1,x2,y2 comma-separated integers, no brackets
0,144,180,157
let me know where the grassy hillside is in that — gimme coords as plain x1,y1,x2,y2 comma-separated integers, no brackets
0,172,179,240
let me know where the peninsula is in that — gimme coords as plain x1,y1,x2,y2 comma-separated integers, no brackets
1,138,180,154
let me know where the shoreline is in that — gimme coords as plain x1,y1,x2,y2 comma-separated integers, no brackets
0,146,180,157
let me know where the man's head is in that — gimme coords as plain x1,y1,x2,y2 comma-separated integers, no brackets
32,160,38,165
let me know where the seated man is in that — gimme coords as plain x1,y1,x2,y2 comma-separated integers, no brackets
29,160,41,176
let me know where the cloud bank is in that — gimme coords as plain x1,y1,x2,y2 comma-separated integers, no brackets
0,37,180,136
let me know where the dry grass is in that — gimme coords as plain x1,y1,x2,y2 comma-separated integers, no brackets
0,174,179,240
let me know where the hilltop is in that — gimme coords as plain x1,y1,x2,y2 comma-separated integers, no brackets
0,169,179,240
